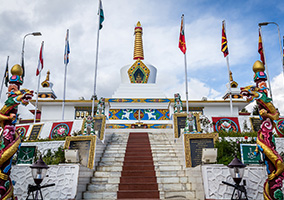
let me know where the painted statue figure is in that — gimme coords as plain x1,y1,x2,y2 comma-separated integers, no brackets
0,64,33,199
96,97,105,115
241,60,284,200
82,115,95,135
174,93,183,113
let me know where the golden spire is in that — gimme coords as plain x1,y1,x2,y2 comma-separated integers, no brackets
133,21,144,60
229,71,233,82
41,70,50,88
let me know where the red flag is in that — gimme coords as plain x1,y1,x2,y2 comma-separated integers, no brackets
221,20,229,57
179,14,186,54
258,28,265,65
36,41,44,76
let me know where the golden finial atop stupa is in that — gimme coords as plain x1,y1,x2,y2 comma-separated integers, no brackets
133,21,144,60
253,60,265,73
229,71,233,82
41,70,50,88
11,64,23,76
229,71,238,88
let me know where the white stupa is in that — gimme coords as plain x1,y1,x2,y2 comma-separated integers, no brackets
112,21,166,98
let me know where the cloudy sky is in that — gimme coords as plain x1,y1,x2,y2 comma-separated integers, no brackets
1,0,284,117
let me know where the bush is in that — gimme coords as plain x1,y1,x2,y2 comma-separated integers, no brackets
38,147,65,165
215,136,256,165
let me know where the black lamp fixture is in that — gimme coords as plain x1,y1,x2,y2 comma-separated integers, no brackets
228,155,246,185
26,156,55,200
30,155,49,185
222,155,248,200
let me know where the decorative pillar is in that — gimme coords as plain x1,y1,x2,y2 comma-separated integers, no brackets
0,64,33,199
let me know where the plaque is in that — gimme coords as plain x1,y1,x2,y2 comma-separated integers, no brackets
64,136,96,169
17,146,36,164
174,113,201,138
240,144,263,164
27,124,43,140
184,133,218,167
250,117,261,132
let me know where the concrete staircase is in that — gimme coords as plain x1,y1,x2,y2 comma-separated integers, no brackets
117,132,159,199
83,132,204,200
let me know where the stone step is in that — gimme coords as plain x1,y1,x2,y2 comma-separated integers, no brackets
96,164,173,172
163,191,195,199
87,183,118,192
94,171,121,178
98,160,182,167
157,176,188,184
83,191,117,199
158,183,191,191
91,176,120,184
96,166,123,172
156,170,186,177
119,183,158,191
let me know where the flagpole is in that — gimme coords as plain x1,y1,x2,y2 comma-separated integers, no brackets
226,56,233,115
62,29,70,120
184,53,189,115
222,20,233,116
91,0,102,117
34,72,41,123
259,27,273,100
62,63,67,120
0,56,9,101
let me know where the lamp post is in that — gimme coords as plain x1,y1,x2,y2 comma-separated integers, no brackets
26,156,55,200
222,155,248,200
21,32,42,77
259,22,284,93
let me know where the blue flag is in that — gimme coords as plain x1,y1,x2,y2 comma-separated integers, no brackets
64,29,70,64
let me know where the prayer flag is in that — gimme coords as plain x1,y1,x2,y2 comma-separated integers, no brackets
36,41,44,76
258,28,265,65
179,14,186,54
221,20,229,57
99,0,104,30
4,56,9,87
283,36,284,66
64,29,70,64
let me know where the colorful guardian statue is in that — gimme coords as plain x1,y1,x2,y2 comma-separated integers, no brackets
96,97,105,115
0,64,33,199
241,60,284,200
174,93,183,113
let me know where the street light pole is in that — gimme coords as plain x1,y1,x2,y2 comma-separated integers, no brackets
259,22,284,93
21,32,42,77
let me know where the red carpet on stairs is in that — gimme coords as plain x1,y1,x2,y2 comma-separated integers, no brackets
117,132,160,199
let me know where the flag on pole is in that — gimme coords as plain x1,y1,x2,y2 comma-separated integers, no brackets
221,20,229,57
258,28,265,65
21,56,25,78
4,56,9,87
98,0,104,30
36,41,44,76
64,29,70,64
282,36,284,66
179,14,186,54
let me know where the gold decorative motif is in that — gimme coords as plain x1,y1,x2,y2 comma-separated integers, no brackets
128,59,150,83
11,64,23,76
64,135,96,169
133,21,144,60
253,60,265,73
41,70,50,87
183,133,218,167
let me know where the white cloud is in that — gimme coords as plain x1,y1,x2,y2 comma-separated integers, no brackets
0,0,283,119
